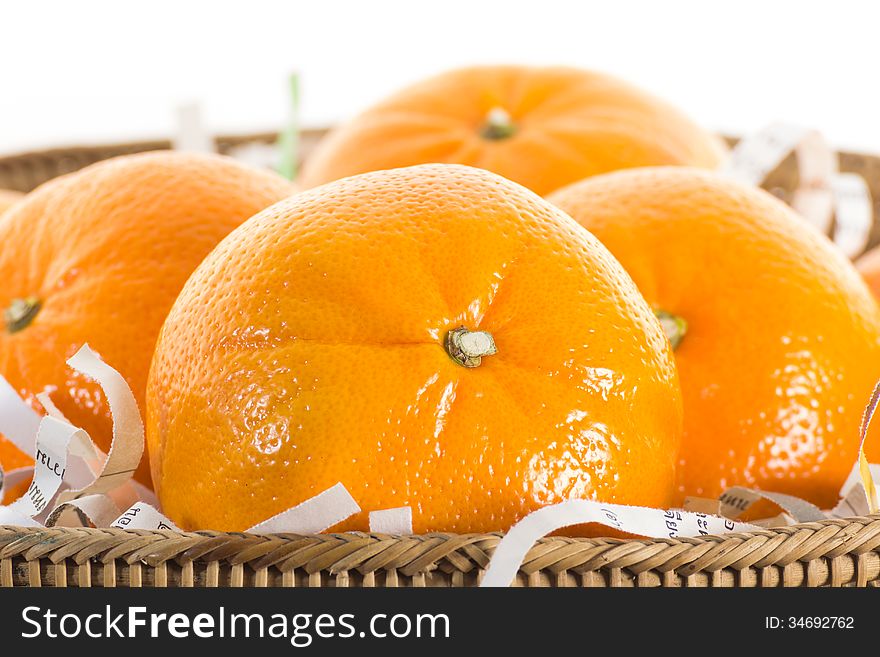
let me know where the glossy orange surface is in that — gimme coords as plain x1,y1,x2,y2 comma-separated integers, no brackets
147,164,683,533
0,152,294,487
299,66,726,196
549,167,880,508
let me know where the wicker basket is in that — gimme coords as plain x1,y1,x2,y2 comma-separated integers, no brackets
3,517,880,588
1,131,880,588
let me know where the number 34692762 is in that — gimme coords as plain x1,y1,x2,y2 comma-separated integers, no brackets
765,617,854,629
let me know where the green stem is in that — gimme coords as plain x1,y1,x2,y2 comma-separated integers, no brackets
4,297,41,334
480,107,517,140
445,326,497,368
654,309,687,350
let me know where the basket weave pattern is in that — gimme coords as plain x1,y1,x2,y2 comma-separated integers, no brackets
0,131,325,194
3,516,880,587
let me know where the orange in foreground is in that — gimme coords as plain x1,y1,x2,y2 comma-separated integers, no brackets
0,152,293,487
147,164,683,533
549,167,880,508
299,65,726,196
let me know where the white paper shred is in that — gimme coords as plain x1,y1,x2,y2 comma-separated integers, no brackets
247,482,360,534
831,483,875,519
831,173,873,258
369,506,413,535
2,416,84,518
722,122,836,235
682,496,721,515
35,389,101,489
751,512,798,528
111,502,179,531
47,493,121,528
0,374,41,455
479,499,760,588
34,390,70,423
722,122,873,258
172,102,213,153
719,486,826,523
855,380,880,513
55,344,144,505
839,461,880,499
107,486,361,535
0,505,40,526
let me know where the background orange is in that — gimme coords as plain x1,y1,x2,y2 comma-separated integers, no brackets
550,167,880,508
300,66,725,195
0,152,294,487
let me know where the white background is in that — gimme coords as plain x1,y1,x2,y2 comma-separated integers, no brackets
1,0,878,155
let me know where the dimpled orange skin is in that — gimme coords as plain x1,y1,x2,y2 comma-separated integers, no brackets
146,164,683,533
549,167,880,509
0,152,294,487
299,66,726,196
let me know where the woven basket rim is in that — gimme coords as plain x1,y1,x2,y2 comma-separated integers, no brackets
0,128,329,163
3,512,880,588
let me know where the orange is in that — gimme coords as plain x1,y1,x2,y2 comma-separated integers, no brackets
855,245,880,301
146,163,683,533
299,66,726,196
0,189,24,215
549,167,880,508
0,152,294,487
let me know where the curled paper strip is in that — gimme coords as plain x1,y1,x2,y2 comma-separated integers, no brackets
111,502,179,531
247,483,360,534
35,390,70,423
0,503,39,526
839,461,880,499
2,416,84,519
47,494,120,528
369,506,413,535
833,483,875,519
719,486,825,523
479,500,759,588
751,512,798,528
106,484,362,535
722,122,836,234
0,375,41,455
831,173,873,258
37,390,100,490
172,102,213,153
55,344,144,506
856,380,880,513
681,496,722,515
723,122,873,257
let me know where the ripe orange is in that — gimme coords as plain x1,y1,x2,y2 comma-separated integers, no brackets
0,152,294,487
299,66,726,196
146,163,683,532
549,167,880,508
0,189,24,215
